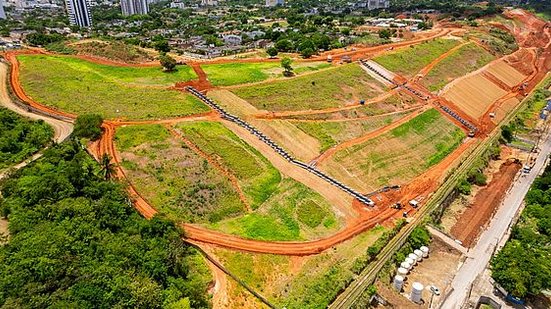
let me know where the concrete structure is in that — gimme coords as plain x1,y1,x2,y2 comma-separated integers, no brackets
414,249,424,261
393,275,404,291
420,246,429,257
397,267,408,276
355,0,389,10
265,0,283,7
367,0,389,10
121,0,148,16
65,0,92,27
0,0,5,19
201,0,217,6
410,282,424,303
408,253,418,265
169,1,185,9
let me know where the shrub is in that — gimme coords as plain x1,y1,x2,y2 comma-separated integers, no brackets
159,54,177,72
74,114,103,140
457,179,472,195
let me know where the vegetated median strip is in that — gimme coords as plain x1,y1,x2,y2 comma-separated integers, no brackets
329,73,550,309
185,86,375,206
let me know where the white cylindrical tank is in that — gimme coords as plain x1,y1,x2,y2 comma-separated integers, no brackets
408,253,418,264
393,275,404,291
414,249,424,261
397,267,408,276
410,282,424,303
401,261,411,270
420,246,429,257
405,257,415,266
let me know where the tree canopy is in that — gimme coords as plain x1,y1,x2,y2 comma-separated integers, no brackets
0,141,212,308
73,114,103,140
491,160,551,298
0,107,53,170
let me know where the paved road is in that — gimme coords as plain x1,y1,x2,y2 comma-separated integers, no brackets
439,129,551,308
0,62,73,143
0,62,73,179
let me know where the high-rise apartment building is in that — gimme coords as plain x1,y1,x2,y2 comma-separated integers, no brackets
0,0,5,20
121,0,148,16
65,0,92,27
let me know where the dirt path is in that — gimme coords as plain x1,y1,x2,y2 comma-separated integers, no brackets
203,252,229,309
283,105,424,123
89,123,159,219
166,125,252,212
254,90,398,119
3,51,78,120
450,160,521,247
0,62,73,142
415,41,470,81
174,63,213,91
311,106,429,165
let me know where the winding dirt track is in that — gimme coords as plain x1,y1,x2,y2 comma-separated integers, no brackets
0,62,73,142
4,11,549,256
253,91,398,119
181,138,476,255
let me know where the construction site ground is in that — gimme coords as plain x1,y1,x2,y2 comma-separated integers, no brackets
439,146,519,233
450,159,521,248
374,238,463,308
2,9,550,308
204,225,387,309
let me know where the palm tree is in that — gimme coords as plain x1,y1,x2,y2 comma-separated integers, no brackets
99,154,116,181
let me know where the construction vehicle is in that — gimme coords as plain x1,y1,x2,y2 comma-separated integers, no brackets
392,202,402,210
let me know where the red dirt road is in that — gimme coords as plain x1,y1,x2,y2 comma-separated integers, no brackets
5,10,548,257
181,138,476,255
89,123,158,219
450,160,521,247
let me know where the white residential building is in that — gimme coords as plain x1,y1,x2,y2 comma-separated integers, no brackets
121,0,148,16
65,0,92,27
0,0,5,19
200,0,217,6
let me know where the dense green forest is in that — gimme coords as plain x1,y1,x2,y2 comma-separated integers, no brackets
491,160,551,299
0,107,53,170
0,141,212,308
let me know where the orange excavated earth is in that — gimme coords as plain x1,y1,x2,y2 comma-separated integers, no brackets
179,139,476,255
450,160,521,247
4,10,549,256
